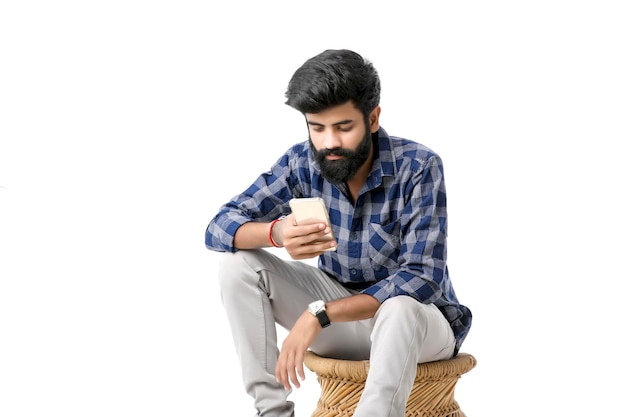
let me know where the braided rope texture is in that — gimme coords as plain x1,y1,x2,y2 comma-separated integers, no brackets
303,352,477,417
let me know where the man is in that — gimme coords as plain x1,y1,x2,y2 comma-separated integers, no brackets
205,49,472,417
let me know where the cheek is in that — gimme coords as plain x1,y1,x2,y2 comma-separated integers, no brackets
344,130,365,150
308,131,325,151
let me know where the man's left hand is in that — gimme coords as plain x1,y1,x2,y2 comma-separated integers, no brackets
275,310,322,390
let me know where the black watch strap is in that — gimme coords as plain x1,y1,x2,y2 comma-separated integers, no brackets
316,310,331,328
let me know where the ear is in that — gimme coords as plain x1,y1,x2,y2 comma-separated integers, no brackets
368,106,381,132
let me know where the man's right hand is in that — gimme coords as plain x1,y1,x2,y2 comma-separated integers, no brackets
273,214,336,259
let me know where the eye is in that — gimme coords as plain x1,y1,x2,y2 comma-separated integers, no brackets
337,125,353,132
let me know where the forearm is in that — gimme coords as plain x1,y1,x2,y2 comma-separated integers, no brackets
233,221,274,250
325,293,381,323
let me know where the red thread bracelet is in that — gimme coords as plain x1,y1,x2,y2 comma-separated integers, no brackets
268,219,282,248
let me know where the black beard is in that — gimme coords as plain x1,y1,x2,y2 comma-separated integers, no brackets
310,126,372,185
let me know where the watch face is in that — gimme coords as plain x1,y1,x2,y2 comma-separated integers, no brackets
309,300,324,313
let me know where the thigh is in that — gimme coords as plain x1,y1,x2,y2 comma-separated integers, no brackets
372,296,455,363
223,250,374,360
235,249,351,300
238,250,373,360
309,318,373,361
230,250,349,320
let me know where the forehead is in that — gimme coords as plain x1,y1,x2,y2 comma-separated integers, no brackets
305,101,363,125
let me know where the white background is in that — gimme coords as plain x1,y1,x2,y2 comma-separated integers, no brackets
1,1,625,416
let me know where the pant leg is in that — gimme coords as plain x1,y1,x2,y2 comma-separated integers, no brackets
218,249,370,417
352,296,456,417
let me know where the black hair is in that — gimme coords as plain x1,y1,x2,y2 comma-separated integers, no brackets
285,49,381,117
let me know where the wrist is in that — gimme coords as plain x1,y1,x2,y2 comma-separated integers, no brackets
268,219,282,248
308,300,331,328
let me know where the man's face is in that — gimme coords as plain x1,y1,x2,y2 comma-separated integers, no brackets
306,101,372,185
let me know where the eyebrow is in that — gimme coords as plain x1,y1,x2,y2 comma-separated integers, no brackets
307,119,354,127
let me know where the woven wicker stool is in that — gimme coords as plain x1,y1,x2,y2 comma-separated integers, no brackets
303,351,476,417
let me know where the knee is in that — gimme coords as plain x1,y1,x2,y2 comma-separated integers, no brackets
217,249,269,296
381,295,423,313
376,296,430,324
217,250,251,295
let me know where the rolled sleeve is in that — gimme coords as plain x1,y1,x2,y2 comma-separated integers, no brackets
205,210,251,252
205,147,303,252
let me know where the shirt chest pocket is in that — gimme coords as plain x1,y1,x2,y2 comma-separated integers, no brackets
367,221,401,272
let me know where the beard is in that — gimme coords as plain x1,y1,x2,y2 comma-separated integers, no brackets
310,126,372,185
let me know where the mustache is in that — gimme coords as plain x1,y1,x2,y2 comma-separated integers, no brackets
317,148,354,158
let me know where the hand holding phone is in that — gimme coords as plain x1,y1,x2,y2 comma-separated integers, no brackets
288,197,336,251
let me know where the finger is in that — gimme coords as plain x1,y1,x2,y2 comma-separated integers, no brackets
307,240,336,253
287,237,325,255
283,228,322,248
288,364,301,389
275,355,291,391
296,354,306,383
294,222,328,236
283,352,300,389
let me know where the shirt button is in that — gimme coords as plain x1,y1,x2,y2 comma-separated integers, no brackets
350,232,357,240
350,269,357,275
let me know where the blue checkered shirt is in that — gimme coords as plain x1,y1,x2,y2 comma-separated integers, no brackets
205,127,472,354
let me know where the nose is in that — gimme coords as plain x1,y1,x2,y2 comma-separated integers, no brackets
322,129,341,150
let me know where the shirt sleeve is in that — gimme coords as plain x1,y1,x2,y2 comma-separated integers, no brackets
362,154,449,305
205,151,296,252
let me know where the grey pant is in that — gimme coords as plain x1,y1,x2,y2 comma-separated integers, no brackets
218,249,455,417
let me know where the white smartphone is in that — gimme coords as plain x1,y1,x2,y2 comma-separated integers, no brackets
288,197,336,251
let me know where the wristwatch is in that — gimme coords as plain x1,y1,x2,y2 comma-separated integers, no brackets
308,300,331,328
